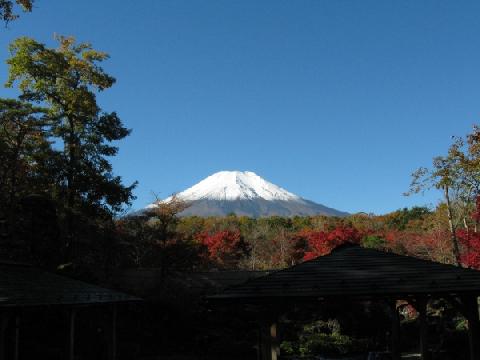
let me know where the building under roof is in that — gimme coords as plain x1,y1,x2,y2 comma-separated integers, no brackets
113,268,270,298
210,244,480,360
0,261,140,360
0,262,138,307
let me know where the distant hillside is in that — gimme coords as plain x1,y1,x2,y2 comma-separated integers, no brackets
147,171,348,217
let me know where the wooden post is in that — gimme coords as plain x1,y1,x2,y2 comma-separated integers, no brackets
417,298,428,360
462,296,480,360
109,304,117,360
13,315,20,360
270,322,279,360
67,308,77,360
389,300,401,360
256,327,261,360
259,323,270,360
0,313,8,360
258,320,279,360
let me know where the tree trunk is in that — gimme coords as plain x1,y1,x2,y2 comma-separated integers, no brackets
444,185,461,265
65,119,78,262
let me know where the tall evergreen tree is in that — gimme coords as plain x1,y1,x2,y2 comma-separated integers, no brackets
0,98,53,217
5,35,136,259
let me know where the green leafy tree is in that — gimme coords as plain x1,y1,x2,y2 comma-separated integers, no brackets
405,129,480,265
407,154,462,264
0,0,33,24
0,99,64,267
5,35,136,259
0,98,55,217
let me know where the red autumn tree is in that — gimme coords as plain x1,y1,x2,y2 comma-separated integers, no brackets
456,194,480,269
196,229,249,268
384,229,453,264
457,230,480,269
293,226,363,261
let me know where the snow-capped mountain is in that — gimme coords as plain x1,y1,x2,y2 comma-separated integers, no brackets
148,171,348,217
163,171,301,202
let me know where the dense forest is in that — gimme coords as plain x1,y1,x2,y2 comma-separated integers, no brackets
2,4,480,359
1,29,480,279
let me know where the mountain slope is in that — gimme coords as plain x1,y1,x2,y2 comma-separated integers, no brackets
149,171,348,217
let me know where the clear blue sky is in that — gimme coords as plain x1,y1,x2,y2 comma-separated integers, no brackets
1,0,479,214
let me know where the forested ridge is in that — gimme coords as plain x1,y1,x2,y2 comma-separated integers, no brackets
1,9,480,281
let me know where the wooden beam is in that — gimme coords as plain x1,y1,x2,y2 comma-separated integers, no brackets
109,304,117,360
461,296,480,360
256,327,261,360
270,322,279,360
67,308,77,360
258,320,280,360
259,323,270,360
417,298,428,360
0,313,8,360
389,300,401,360
13,315,19,360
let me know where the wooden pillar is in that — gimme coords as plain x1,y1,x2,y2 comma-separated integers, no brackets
270,322,279,360
417,298,428,360
259,323,270,360
67,308,77,360
0,313,8,360
389,301,401,360
258,321,279,360
256,327,261,360
109,304,117,360
462,296,480,360
13,315,20,360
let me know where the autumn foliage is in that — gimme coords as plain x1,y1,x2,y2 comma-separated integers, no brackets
196,229,250,268
457,230,480,269
293,226,363,261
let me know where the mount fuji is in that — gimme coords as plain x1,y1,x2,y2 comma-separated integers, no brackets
147,171,348,217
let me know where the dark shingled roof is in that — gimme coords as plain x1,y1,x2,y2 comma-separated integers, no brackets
211,244,480,301
0,262,140,307
170,270,271,295
112,268,270,297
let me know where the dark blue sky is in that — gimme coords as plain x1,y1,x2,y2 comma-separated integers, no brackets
1,0,479,214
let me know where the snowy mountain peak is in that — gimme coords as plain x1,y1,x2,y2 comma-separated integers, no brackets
164,171,302,202
144,170,348,217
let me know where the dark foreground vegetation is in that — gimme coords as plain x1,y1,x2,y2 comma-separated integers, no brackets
1,7,480,359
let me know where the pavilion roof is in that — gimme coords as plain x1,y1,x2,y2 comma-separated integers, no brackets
211,244,480,301
0,262,140,307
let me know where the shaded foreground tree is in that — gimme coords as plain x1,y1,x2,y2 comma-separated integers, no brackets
0,98,51,217
0,99,63,267
117,196,206,276
2,35,136,269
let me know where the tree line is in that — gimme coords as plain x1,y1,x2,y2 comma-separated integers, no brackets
1,15,480,282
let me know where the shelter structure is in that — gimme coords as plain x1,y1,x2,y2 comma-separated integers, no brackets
0,261,140,360
113,268,270,297
211,244,480,360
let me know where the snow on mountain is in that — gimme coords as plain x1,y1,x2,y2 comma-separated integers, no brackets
146,171,348,217
163,171,301,202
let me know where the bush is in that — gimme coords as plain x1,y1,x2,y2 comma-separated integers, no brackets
281,319,370,357
361,235,386,249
